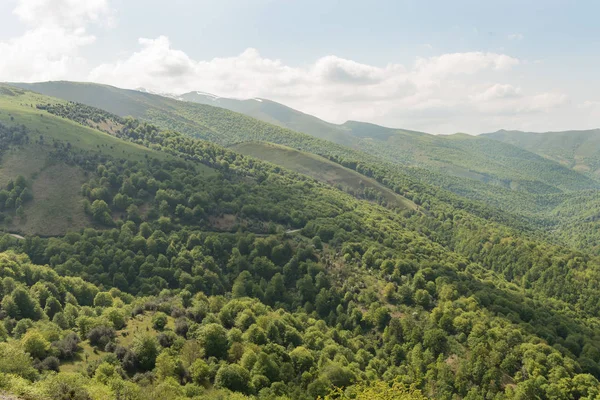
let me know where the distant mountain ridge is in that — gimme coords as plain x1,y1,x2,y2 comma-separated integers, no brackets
9,81,599,198
178,90,430,146
484,128,600,177
4,84,600,399
179,90,600,192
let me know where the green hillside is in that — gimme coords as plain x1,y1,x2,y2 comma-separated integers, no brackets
0,86,159,161
179,92,371,147
179,91,429,146
12,84,533,228
13,82,598,196
0,85,175,236
484,128,600,177
180,90,598,193
2,85,600,398
360,130,599,193
11,82,600,254
231,142,417,210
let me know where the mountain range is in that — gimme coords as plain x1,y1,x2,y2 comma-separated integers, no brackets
1,81,600,399
484,128,600,177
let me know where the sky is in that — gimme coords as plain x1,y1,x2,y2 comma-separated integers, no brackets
1,0,600,134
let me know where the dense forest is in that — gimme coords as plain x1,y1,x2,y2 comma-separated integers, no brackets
17,82,600,254
0,85,600,399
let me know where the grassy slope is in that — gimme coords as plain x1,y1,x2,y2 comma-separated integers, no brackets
179,92,362,146
12,82,597,195
60,311,176,374
0,85,214,236
180,90,599,193
13,82,600,253
179,92,429,144
385,132,598,193
484,129,600,177
231,142,417,210
0,86,163,161
9,85,541,237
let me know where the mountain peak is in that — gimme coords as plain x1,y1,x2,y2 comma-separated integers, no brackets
194,91,219,99
136,87,181,100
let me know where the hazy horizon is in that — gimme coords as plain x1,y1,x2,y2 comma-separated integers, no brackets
2,0,600,134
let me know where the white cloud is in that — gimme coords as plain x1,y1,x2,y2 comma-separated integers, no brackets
86,36,571,133
0,2,577,134
14,0,112,28
473,92,567,116
471,84,523,102
580,100,600,109
508,33,524,40
578,101,600,121
313,56,392,84
0,26,95,82
468,84,567,117
522,93,568,112
413,52,519,78
0,0,112,82
89,39,521,106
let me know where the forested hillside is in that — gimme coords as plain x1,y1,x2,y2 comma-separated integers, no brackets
179,90,600,194
484,129,600,178
0,84,600,399
15,82,598,196
12,82,600,254
178,92,369,147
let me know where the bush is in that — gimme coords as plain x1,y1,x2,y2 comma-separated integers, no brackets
93,292,113,308
22,330,50,359
152,312,168,331
38,356,60,372
214,364,251,393
52,332,81,360
12,318,33,338
197,323,229,359
103,307,126,330
87,326,116,348
0,341,38,380
157,331,177,348
132,334,159,371
39,372,92,400
174,318,189,338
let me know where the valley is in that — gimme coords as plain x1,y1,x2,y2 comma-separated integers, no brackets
1,2,598,399
0,83,599,400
